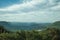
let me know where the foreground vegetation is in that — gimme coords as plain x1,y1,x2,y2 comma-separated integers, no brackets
0,21,60,40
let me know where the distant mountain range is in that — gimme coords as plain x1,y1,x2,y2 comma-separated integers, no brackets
0,21,52,30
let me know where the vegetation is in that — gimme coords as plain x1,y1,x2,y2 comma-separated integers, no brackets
0,21,60,40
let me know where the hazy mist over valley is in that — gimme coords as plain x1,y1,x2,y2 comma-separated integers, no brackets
0,21,51,31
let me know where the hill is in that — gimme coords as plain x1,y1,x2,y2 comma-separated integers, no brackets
50,21,60,29
0,21,60,40
0,21,51,30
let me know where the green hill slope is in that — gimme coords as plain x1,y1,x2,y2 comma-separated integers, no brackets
51,21,60,29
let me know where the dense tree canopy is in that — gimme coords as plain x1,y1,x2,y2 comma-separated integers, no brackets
0,21,60,40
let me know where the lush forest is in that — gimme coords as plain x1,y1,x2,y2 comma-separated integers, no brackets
0,21,60,40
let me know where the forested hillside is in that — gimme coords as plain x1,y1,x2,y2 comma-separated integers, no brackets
50,21,60,29
0,21,60,40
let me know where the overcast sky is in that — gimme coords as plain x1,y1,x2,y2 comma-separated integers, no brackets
0,0,60,23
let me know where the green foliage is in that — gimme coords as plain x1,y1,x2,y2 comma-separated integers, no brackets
0,21,60,40
0,26,10,33
0,28,60,40
52,21,60,28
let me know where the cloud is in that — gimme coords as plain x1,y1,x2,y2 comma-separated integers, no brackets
0,0,44,11
0,11,60,22
0,0,60,12
0,0,23,8
0,0,60,22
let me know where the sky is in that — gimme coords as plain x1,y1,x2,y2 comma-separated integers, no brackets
0,0,60,23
